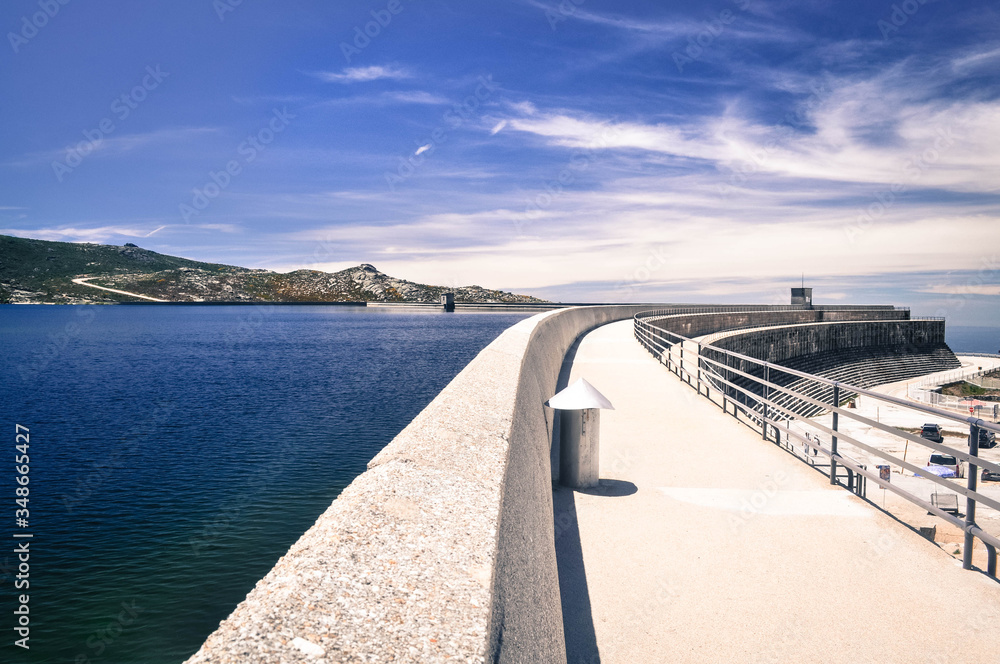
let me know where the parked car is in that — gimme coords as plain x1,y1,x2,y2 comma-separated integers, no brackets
927,453,964,479
920,424,944,443
977,428,997,449
983,467,1000,482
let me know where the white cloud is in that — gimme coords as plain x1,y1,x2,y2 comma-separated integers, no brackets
0,226,163,243
255,183,1000,294
504,70,1000,195
310,65,411,84
385,90,447,104
0,223,240,244
4,127,218,168
414,144,431,156
490,120,508,135
917,285,1000,296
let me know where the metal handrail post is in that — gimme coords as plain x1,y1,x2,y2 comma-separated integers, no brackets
831,383,840,485
762,365,769,441
679,343,685,382
696,341,703,396
964,422,981,570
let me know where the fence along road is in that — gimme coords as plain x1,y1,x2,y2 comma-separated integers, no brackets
557,319,1000,664
634,311,1000,576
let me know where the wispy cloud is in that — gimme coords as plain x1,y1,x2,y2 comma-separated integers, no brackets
0,223,240,244
385,90,446,104
312,90,448,109
503,57,1000,195
309,65,411,84
4,127,218,168
917,285,1000,296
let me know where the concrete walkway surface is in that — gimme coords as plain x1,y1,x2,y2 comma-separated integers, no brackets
555,320,1000,664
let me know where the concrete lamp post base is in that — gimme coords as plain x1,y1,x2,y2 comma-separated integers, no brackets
547,378,614,491
560,408,600,489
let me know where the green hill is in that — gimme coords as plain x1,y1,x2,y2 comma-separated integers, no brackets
0,234,545,305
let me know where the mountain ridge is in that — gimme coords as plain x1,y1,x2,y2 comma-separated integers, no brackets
0,234,547,305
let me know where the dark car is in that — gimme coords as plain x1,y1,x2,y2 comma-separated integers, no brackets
982,467,1000,482
920,424,944,443
977,428,997,449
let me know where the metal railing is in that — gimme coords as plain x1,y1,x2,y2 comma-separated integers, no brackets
906,356,1000,420
634,311,1000,578
912,363,1000,388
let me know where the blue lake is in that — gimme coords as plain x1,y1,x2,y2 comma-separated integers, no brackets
0,305,529,664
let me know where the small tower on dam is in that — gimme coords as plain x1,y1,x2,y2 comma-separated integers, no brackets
791,286,813,307
441,292,455,312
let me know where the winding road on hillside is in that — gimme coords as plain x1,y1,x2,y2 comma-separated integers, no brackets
72,276,168,302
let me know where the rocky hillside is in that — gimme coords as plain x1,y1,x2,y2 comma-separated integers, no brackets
0,235,546,305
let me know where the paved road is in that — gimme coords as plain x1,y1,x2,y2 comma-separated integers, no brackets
555,320,1000,664
72,276,167,302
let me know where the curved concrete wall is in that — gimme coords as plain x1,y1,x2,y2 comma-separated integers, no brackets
645,308,909,340
697,319,958,418
184,305,656,664
704,319,946,367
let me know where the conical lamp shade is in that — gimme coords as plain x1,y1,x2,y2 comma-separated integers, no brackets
546,378,614,410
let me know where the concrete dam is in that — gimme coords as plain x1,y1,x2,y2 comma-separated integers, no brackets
185,297,1000,663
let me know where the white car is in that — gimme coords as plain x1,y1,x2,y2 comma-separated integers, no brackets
927,453,964,479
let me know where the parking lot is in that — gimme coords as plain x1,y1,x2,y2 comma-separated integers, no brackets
788,354,1000,563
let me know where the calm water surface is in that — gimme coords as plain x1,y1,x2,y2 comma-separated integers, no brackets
946,326,1000,354
0,305,529,663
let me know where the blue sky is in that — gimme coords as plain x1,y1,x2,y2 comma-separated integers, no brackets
2,0,999,324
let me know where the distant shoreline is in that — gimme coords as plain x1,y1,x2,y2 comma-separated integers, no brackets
115,300,569,311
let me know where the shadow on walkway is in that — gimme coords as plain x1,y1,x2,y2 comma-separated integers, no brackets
554,485,599,664
552,331,639,663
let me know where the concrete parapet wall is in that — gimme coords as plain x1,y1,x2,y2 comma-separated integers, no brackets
705,319,946,365
647,308,909,340
696,319,959,418
184,305,656,664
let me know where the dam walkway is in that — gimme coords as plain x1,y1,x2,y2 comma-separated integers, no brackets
555,319,1000,664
